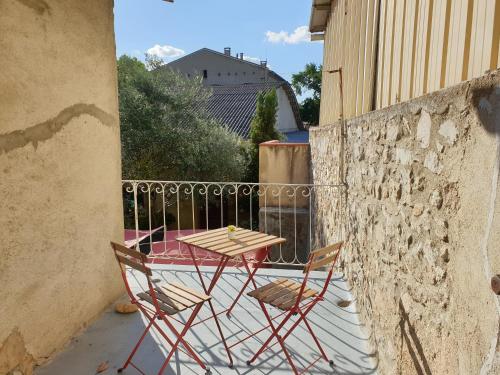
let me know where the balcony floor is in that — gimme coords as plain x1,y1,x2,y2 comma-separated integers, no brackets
36,265,377,375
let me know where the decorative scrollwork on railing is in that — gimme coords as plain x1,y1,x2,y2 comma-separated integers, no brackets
121,180,344,266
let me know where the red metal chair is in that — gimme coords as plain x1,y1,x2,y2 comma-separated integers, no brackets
246,241,344,374
110,242,212,375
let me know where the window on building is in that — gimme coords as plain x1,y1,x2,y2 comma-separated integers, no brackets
218,72,221,76
203,70,208,79
227,72,231,76
235,72,238,76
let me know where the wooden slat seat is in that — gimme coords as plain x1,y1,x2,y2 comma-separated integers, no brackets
248,278,318,311
137,282,210,316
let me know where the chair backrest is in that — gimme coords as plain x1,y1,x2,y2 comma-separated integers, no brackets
303,241,343,274
290,241,344,311
110,241,172,317
110,241,152,276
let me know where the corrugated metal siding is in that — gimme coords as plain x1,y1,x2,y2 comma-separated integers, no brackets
319,0,500,125
320,0,379,125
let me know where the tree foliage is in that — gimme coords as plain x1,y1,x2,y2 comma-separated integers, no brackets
291,63,322,126
118,55,247,181
245,89,282,182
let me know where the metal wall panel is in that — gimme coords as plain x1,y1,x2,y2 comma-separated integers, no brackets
319,0,500,125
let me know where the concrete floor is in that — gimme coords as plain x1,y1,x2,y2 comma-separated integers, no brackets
36,265,378,375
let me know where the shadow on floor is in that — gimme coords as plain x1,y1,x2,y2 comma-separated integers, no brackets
36,265,378,375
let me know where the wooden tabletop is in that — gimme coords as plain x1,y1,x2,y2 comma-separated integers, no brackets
176,227,286,258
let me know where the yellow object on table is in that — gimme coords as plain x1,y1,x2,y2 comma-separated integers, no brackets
227,225,236,239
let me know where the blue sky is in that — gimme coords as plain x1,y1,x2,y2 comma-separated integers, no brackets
114,0,323,97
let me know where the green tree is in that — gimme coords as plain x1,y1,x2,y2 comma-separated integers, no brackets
245,89,282,182
291,63,322,126
117,55,247,181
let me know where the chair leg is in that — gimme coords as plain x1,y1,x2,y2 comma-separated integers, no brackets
248,302,331,374
207,298,234,367
247,302,294,365
280,307,333,366
253,309,299,375
299,310,330,363
118,315,155,372
156,304,207,374
275,333,300,375
258,305,299,375
188,248,234,367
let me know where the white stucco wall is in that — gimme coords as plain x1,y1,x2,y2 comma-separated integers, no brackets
167,49,278,85
276,87,298,133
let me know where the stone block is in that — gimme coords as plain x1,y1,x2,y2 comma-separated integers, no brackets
416,110,432,148
439,120,458,144
309,72,500,375
429,189,443,209
424,151,443,174
412,204,424,217
387,122,401,142
395,148,412,165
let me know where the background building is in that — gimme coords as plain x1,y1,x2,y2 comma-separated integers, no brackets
167,48,307,140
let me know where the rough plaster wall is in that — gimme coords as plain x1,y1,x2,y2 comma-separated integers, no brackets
310,71,500,374
0,0,124,374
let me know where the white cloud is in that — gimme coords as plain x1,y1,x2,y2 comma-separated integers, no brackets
265,25,311,44
243,55,261,64
243,55,272,69
146,44,185,59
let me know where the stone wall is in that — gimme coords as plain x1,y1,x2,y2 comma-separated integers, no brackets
0,1,124,374
310,71,500,374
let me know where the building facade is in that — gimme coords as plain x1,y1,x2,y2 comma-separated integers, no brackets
310,0,500,124
167,48,305,139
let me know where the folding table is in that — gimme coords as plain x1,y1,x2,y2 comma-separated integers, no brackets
176,227,286,367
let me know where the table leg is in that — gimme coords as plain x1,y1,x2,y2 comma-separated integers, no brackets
226,246,270,317
186,244,234,367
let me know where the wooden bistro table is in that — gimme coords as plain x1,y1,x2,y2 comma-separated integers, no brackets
176,227,286,367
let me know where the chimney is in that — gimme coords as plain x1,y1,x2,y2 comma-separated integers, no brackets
239,53,244,60
224,47,231,56
260,60,267,68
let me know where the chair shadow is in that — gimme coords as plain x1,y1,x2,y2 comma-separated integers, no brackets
399,301,432,375
125,266,380,374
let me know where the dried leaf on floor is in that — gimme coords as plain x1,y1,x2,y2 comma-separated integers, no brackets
96,361,109,373
337,299,352,308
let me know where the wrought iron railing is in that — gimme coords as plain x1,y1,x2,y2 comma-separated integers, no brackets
122,180,344,266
